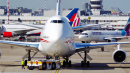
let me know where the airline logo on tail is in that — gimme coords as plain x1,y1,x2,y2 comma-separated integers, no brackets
72,14,80,27
66,8,79,26
124,17,130,36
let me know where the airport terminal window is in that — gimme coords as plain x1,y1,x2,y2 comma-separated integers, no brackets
51,20,64,23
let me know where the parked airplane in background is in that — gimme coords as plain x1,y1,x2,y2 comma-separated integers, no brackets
1,24,44,38
79,17,130,43
0,0,130,69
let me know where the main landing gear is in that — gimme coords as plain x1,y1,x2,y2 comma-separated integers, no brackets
63,57,71,67
77,49,92,67
81,50,90,67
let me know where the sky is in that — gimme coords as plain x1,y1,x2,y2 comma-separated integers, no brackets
0,0,130,13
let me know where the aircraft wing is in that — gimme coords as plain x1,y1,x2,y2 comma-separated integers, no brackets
72,23,109,30
13,29,37,34
104,36,130,40
12,22,43,29
0,40,40,51
75,42,130,51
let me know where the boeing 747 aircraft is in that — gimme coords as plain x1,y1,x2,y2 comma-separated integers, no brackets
0,0,130,69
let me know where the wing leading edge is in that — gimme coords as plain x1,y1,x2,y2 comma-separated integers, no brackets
72,23,110,30
75,42,130,50
0,40,40,51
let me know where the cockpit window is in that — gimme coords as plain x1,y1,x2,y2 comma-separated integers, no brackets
51,20,64,23
51,20,57,23
81,33,88,35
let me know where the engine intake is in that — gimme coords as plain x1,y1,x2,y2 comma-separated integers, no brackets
4,32,12,38
107,39,116,42
113,49,126,63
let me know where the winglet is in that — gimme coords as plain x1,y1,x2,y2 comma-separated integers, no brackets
66,8,79,26
56,0,61,15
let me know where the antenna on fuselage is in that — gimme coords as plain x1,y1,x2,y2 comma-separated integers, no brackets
56,0,61,15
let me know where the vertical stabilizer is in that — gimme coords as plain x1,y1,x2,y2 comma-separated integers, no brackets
72,14,80,27
124,17,130,36
66,8,79,26
56,0,61,15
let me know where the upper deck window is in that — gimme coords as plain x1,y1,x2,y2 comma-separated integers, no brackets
51,20,64,23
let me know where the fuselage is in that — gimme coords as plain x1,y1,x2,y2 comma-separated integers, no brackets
79,30,126,42
38,15,76,57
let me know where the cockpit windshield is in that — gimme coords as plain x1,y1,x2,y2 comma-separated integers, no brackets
81,33,88,35
51,20,64,23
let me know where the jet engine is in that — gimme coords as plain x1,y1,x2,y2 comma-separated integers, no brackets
3,32,12,38
112,49,126,63
107,39,117,42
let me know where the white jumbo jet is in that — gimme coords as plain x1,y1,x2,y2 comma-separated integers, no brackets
0,0,130,68
79,18,130,43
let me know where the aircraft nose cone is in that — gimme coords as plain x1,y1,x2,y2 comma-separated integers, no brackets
79,35,86,40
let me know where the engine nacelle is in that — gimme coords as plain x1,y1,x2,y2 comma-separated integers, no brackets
107,39,116,42
112,49,126,63
4,32,12,38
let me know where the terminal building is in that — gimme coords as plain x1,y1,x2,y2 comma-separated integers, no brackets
89,0,111,15
0,0,129,30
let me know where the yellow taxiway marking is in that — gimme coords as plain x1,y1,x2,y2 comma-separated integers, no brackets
55,69,59,73
55,58,65,73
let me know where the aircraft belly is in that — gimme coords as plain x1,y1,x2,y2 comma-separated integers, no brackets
41,42,71,57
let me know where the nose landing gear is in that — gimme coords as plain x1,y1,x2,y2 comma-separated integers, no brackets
62,57,71,67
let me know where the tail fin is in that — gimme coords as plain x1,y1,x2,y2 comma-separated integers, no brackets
66,8,79,26
124,17,130,36
56,0,61,15
72,14,80,27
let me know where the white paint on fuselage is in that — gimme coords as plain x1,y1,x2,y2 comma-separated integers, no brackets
79,30,124,42
38,15,75,57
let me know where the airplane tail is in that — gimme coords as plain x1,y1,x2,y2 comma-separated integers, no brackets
56,0,61,15
124,17,130,36
66,8,79,26
72,14,80,27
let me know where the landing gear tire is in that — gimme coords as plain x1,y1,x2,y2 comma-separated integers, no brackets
86,61,90,67
101,47,104,52
42,62,47,70
63,60,66,67
51,62,56,70
68,60,71,67
81,61,84,67
28,66,34,70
